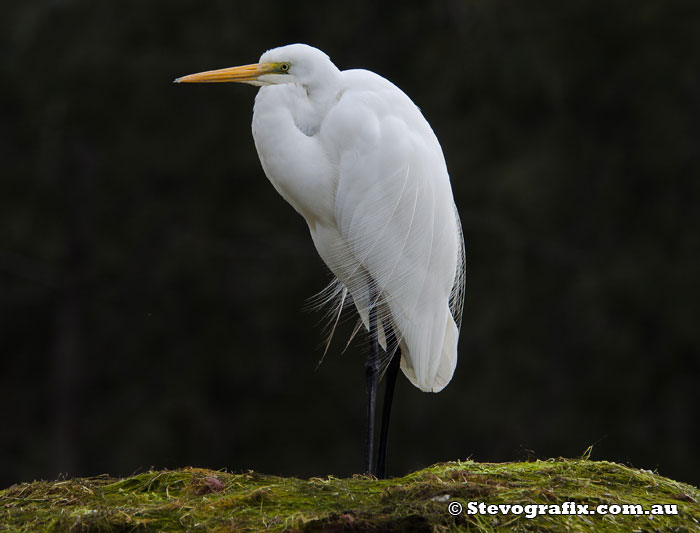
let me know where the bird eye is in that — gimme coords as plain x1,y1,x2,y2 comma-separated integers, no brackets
280,62,290,72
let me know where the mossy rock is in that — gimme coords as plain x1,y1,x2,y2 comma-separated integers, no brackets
2,459,699,531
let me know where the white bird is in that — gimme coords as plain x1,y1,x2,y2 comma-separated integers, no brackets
176,44,465,477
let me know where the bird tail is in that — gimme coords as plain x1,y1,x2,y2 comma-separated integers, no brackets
399,311,459,393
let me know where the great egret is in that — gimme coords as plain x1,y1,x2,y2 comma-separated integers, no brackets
176,44,465,478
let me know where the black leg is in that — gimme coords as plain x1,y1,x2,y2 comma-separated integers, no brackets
363,292,379,476
376,333,401,479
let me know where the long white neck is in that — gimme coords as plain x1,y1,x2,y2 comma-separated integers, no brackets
251,79,341,229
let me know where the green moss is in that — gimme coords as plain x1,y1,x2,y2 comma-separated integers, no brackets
2,460,699,531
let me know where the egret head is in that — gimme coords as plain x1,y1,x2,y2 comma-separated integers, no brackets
174,43,339,89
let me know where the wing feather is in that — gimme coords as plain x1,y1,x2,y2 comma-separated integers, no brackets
311,75,463,392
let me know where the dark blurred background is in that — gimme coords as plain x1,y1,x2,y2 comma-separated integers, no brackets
2,0,699,489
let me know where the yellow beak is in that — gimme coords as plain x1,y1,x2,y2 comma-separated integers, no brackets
174,63,274,84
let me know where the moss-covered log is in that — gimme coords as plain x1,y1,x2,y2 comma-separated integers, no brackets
2,459,699,531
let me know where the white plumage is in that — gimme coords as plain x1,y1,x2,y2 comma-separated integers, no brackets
177,44,465,393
